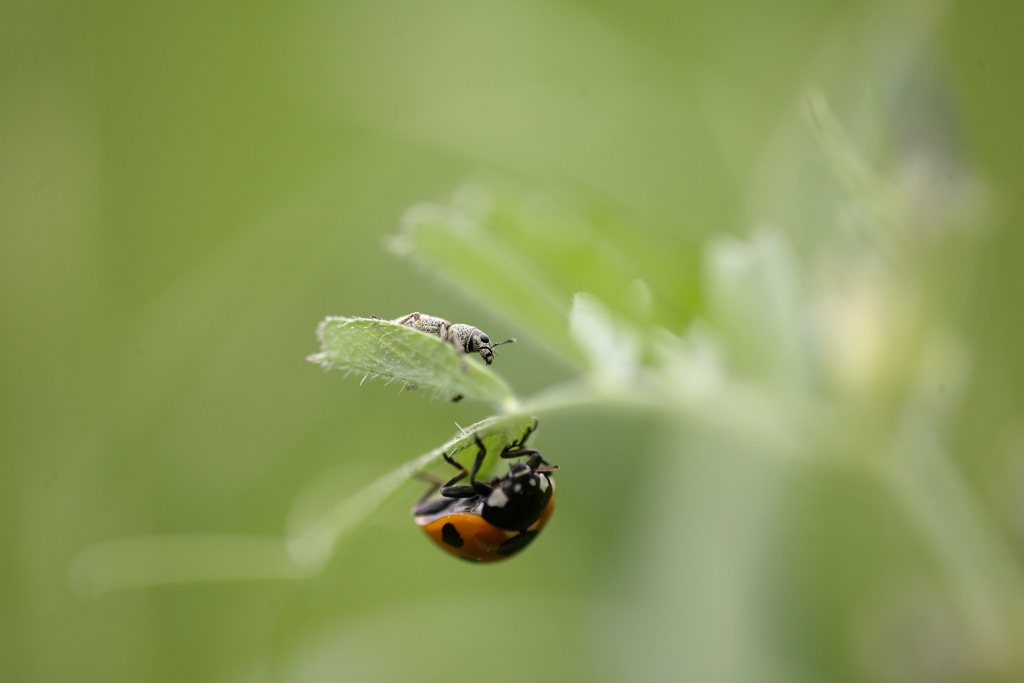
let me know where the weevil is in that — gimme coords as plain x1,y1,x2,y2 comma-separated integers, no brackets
387,312,515,366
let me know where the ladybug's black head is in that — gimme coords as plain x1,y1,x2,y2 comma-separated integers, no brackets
480,463,553,531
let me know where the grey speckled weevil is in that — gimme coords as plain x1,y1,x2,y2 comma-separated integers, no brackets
385,312,515,365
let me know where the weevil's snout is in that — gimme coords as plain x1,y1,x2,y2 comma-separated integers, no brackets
470,331,496,364
482,337,515,365
479,345,495,365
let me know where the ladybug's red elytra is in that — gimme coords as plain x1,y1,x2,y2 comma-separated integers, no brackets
413,421,556,562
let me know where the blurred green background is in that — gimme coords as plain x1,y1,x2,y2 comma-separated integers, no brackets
3,1,1024,682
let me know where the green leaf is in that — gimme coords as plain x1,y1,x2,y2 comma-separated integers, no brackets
389,184,699,367
802,88,910,260
285,413,540,573
69,534,307,598
704,227,807,385
448,180,696,330
308,316,514,405
70,415,543,592
389,203,581,365
568,292,641,392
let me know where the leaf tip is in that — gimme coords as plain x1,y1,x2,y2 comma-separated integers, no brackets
306,351,331,369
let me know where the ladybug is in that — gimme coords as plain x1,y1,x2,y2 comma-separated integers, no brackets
413,423,556,562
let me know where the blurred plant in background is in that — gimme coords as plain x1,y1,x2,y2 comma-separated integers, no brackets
4,1,1024,682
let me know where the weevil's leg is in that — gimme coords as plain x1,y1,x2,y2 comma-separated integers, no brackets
442,330,469,373
443,325,469,371
439,322,467,354
438,323,473,369
393,312,420,326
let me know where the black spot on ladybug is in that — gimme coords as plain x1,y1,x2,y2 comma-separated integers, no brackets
496,530,538,556
441,523,464,548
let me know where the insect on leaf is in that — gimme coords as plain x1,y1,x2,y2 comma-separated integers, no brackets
389,203,581,366
286,413,540,573
69,415,542,593
308,316,515,405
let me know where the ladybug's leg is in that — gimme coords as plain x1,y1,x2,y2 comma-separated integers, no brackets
439,483,480,498
468,434,498,496
500,447,542,461
526,452,557,472
504,420,538,451
439,448,479,499
414,479,441,506
468,434,487,481
439,451,469,489
414,449,472,507
441,434,493,498
501,448,557,473
411,465,449,506
414,471,444,486
502,447,557,476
